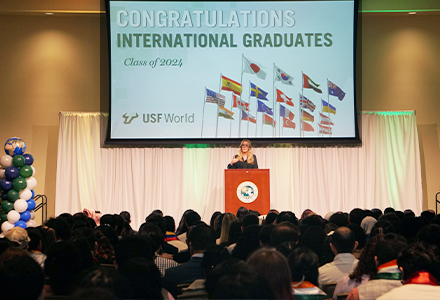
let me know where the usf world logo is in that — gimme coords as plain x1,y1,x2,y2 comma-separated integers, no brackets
122,112,139,124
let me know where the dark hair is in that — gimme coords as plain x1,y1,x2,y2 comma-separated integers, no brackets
205,260,276,299
119,211,131,222
288,247,320,286
138,223,164,251
69,235,95,270
59,213,74,228
259,224,275,247
227,220,242,245
72,227,95,251
331,227,356,253
210,211,222,229
421,210,435,223
301,215,323,228
416,224,440,250
398,243,440,281
236,206,249,220
26,227,42,251
175,209,194,235
232,224,261,260
347,224,367,249
329,213,349,227
0,255,44,300
270,221,300,247
164,215,175,232
45,217,72,241
114,235,154,269
184,211,201,227
398,217,428,244
100,214,116,229
242,214,259,228
379,212,400,231
299,226,333,266
276,211,298,226
349,208,363,225
144,214,167,235
201,245,231,275
349,235,380,282
374,233,407,265
369,220,396,238
384,207,395,214
187,223,216,252
371,208,383,220
95,225,119,250
404,209,415,218
265,212,278,225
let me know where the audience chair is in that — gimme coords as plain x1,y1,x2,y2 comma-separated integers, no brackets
337,293,349,300
321,282,337,299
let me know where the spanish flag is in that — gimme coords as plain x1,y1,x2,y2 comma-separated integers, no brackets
221,75,242,95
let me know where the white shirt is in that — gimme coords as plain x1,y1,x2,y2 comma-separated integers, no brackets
318,253,358,287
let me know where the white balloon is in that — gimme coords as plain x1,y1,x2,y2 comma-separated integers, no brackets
26,220,37,228
7,210,20,223
0,168,5,179
30,210,36,220
19,188,32,200
26,177,37,190
1,221,15,233
31,166,36,176
0,155,13,168
14,199,28,213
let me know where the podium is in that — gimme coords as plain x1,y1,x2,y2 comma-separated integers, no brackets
225,169,270,214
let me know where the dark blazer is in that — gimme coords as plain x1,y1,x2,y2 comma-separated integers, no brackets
227,154,258,169
164,255,204,286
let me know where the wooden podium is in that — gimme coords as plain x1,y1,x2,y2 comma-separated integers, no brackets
225,169,270,214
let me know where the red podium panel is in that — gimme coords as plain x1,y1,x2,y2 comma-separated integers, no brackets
225,169,270,214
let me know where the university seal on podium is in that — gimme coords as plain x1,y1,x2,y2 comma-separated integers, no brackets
237,181,258,203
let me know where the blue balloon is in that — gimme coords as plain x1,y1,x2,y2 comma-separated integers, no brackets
14,220,27,229
5,166,20,180
0,179,13,192
27,199,36,211
31,190,35,198
23,154,34,166
1,193,8,200
20,211,31,222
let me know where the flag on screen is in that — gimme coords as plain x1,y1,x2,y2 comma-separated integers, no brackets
283,117,296,129
218,106,234,120
300,94,316,112
302,121,314,132
264,114,276,127
303,73,322,93
320,112,333,122
221,75,242,95
243,56,267,80
257,100,273,116
205,88,226,106
276,89,294,106
250,82,268,100
322,99,336,115
320,119,334,126
233,95,249,111
279,105,294,121
274,65,294,85
242,110,257,124
319,123,332,134
301,110,314,123
328,80,346,101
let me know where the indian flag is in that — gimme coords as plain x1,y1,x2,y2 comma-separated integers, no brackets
218,106,234,120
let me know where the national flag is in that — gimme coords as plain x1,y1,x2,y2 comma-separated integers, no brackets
241,110,257,124
205,88,226,106
250,82,268,100
328,80,346,101
221,75,242,95
320,112,334,126
274,65,294,85
279,105,294,121
303,73,322,93
319,123,332,134
243,56,266,80
300,94,316,112
320,119,334,126
301,110,314,123
257,100,273,116
218,106,234,120
283,117,296,129
276,89,294,106
301,121,314,132
264,114,276,127
322,99,336,115
233,95,249,111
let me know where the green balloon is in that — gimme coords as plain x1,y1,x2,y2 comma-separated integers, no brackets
0,213,7,223
12,155,25,168
12,176,27,191
19,165,33,178
7,189,19,202
1,200,14,213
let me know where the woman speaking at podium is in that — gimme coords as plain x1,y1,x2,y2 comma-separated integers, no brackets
227,139,258,169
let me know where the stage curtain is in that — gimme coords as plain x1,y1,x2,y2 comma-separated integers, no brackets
55,111,422,230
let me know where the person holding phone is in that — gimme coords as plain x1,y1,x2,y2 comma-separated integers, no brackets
227,139,258,169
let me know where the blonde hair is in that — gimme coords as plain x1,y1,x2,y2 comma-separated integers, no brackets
237,139,255,164
219,213,238,245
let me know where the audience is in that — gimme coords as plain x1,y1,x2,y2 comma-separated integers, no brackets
1,206,438,300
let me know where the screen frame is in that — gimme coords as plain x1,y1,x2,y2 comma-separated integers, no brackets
104,0,361,146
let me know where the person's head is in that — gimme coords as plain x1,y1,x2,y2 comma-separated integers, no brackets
0,255,44,300
264,212,278,225
329,213,349,227
227,220,242,245
349,235,381,282
288,247,320,286
144,213,167,235
371,208,383,219
119,211,131,223
384,207,395,214
259,224,275,247
374,233,407,266
45,217,71,241
205,260,276,299
72,227,95,251
301,215,323,228
114,235,154,269
236,206,249,220
0,248,29,266
219,213,237,244
201,245,231,275
210,211,222,229
242,214,259,229
369,220,396,238
270,221,300,247
184,211,201,228
349,208,363,225
164,215,175,232
398,216,428,244
95,225,119,250
4,227,30,249
330,226,357,254
59,213,74,229
276,211,298,226
360,216,377,235
231,224,261,260
347,224,367,249
421,210,435,222
416,224,440,250
175,209,194,235
298,226,328,264
398,243,440,282
138,223,164,252
187,222,216,254
100,215,117,229
379,212,400,231
247,248,294,300
239,139,252,155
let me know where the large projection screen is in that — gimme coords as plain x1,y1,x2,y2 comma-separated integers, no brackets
106,0,359,144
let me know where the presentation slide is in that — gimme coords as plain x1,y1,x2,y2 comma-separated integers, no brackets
106,0,357,142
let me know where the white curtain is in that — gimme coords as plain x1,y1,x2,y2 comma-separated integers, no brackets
55,111,422,230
